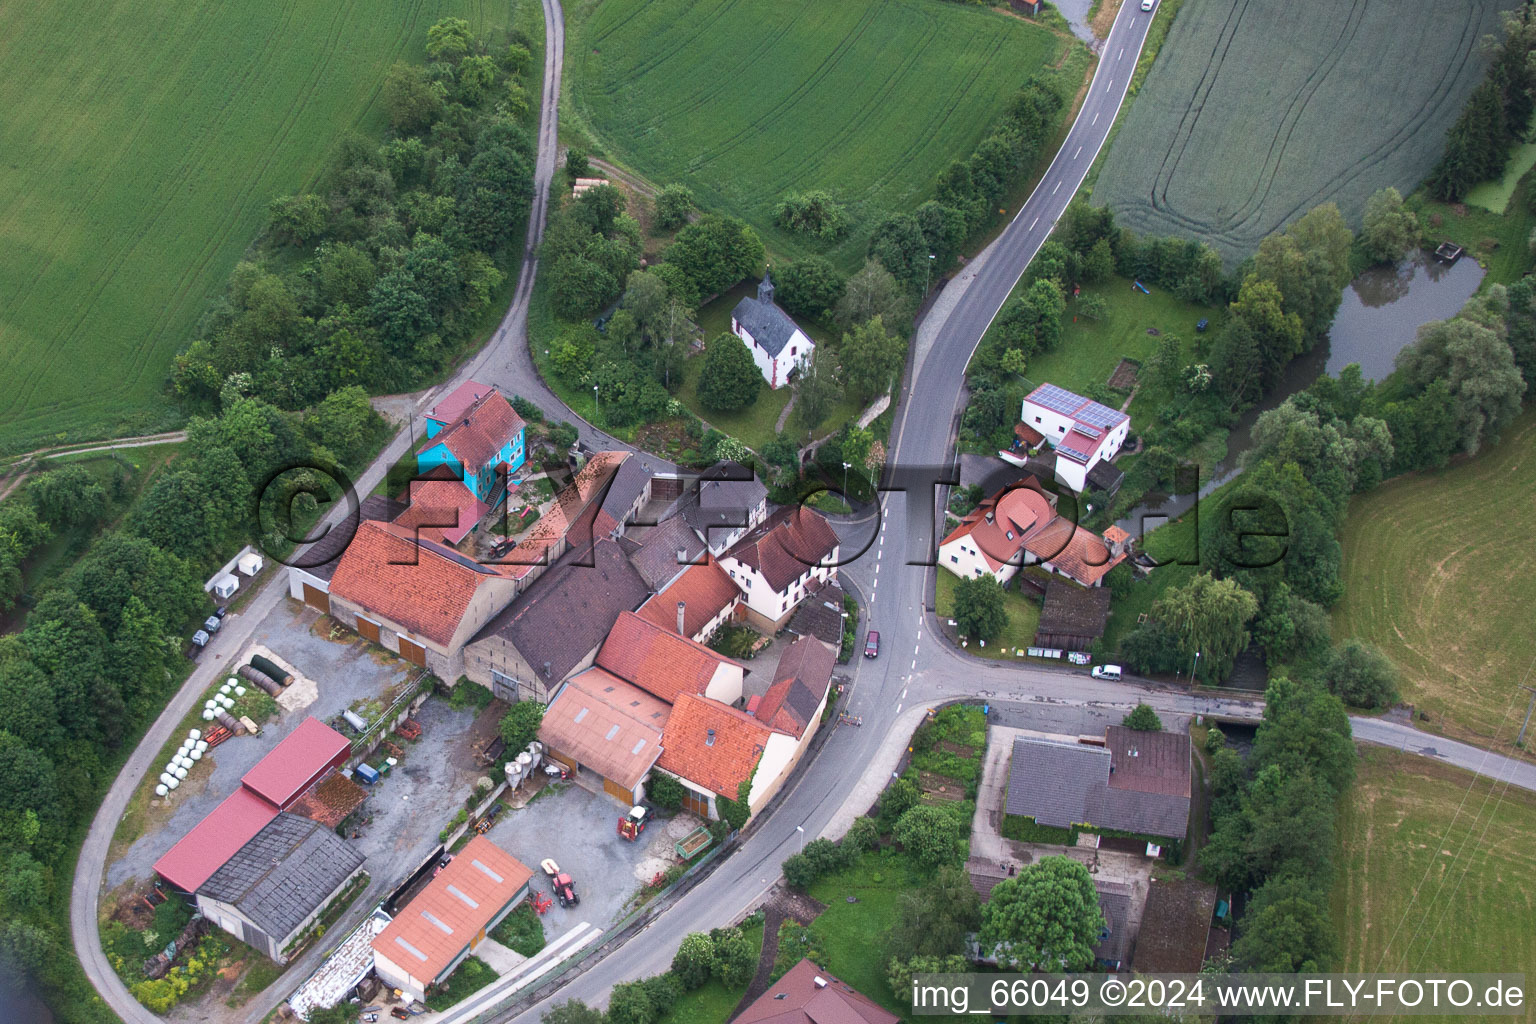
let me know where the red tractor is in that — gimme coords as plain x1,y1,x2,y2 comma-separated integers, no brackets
617,805,648,841
540,858,579,907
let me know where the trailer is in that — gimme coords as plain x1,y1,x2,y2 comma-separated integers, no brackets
674,825,711,860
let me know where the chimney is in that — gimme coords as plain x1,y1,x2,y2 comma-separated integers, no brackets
543,661,552,678
813,977,828,989
676,601,686,636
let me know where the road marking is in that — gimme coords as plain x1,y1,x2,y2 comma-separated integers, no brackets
875,563,880,575
911,659,917,670
902,688,908,700
1119,46,1124,59
1051,180,1060,195
1106,78,1114,91
1030,216,1039,230
1093,111,1099,126
896,703,903,713
1073,146,1082,159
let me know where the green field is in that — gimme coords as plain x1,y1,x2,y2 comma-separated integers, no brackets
0,0,516,453
1333,409,1536,748
1093,0,1506,264
563,0,1072,268
1335,749,1536,1021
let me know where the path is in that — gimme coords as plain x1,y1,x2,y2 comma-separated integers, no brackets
0,430,188,503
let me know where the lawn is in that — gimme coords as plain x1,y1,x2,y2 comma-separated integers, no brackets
803,849,924,1017
934,568,1042,660
1415,177,1536,290
0,0,522,455
563,0,1074,270
1464,140,1536,214
1333,408,1536,749
1093,0,1507,264
1333,749,1536,1006
425,955,498,1012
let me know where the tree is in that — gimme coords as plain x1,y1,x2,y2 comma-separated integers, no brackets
953,574,1006,641
426,17,475,60
712,926,757,988
27,464,106,529
1227,274,1305,393
978,856,1104,971
548,254,619,320
776,257,845,320
383,62,446,133
1360,187,1420,265
888,954,972,1008
697,334,762,412
1122,704,1163,731
877,777,921,830
868,214,929,291
267,194,329,246
775,191,850,240
893,804,965,869
839,316,903,402
305,386,381,466
914,200,966,268
1231,873,1336,972
672,932,716,989
653,184,695,231
1252,204,1354,343
1081,237,1115,283
499,700,545,751
606,981,656,1024
835,259,908,329
1144,334,1184,395
667,215,764,299
1252,675,1355,796
1150,573,1259,683
1428,81,1509,200
1395,315,1526,454
885,865,982,960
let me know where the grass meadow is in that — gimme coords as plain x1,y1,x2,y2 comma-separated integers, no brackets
1333,409,1536,750
1334,749,1536,1014
562,0,1074,269
0,0,516,454
1092,0,1507,264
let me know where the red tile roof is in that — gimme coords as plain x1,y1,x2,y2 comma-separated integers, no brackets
329,521,513,646
540,669,670,789
754,635,834,738
1015,421,1045,447
597,611,743,704
656,693,771,797
154,787,279,893
734,959,899,1024
1023,516,1125,587
372,837,533,984
240,717,352,809
636,557,742,637
726,506,839,593
940,477,1056,571
425,380,498,427
431,388,525,473
394,479,488,545
496,453,630,578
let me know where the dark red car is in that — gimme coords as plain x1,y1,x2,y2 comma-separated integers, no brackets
864,631,880,658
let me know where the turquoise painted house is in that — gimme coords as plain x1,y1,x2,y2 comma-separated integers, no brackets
417,381,527,504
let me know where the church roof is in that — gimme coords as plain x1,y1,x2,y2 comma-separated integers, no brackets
732,273,809,358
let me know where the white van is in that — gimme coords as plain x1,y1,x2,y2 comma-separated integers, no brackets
1091,664,1123,681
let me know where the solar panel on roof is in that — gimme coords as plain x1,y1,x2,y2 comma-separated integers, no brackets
1072,423,1101,439
1029,383,1085,417
1077,402,1125,429
1058,444,1093,462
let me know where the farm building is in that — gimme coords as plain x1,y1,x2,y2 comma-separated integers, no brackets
668,462,770,556
596,611,747,706
625,514,709,590
538,669,671,806
464,538,651,703
1034,579,1113,651
938,477,1127,588
371,837,533,1003
595,453,656,536
719,505,840,631
153,718,356,893
417,382,527,504
1019,384,1129,493
734,958,898,1024
1005,726,1192,840
635,555,742,642
785,578,848,651
731,272,815,388
285,494,406,614
392,472,491,546
196,813,364,963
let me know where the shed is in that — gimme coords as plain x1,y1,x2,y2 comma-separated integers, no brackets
240,717,352,810
1034,579,1112,651
238,552,264,576
213,574,239,600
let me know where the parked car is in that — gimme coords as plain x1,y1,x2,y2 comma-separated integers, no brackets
1091,664,1123,681
863,631,880,658
203,615,222,634
191,630,210,650
213,605,229,619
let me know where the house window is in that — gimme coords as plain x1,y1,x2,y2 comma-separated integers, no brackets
950,555,959,564
1059,425,1066,432
743,579,751,589
1034,416,1042,424
790,346,796,356
781,599,787,612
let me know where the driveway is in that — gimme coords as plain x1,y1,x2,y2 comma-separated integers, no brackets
483,784,707,943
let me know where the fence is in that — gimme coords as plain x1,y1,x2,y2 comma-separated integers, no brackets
348,671,432,764
440,779,511,849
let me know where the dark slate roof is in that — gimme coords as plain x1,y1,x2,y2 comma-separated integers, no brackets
598,456,655,527
681,464,768,547
1134,878,1218,973
1093,881,1135,966
1035,579,1112,641
786,579,847,646
297,495,406,582
468,538,651,685
731,295,807,358
1005,733,1191,839
628,516,708,591
198,813,363,942
1086,460,1126,494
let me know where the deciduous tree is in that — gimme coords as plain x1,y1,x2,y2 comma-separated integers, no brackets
696,334,762,412
978,856,1104,971
953,573,1006,641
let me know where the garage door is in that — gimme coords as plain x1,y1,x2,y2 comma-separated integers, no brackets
398,636,427,667
604,776,633,804
356,617,381,644
682,787,711,818
301,583,330,614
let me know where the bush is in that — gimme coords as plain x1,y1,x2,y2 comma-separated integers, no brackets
1122,704,1164,731
696,334,762,412
877,777,921,831
783,837,848,890
842,816,880,856
1321,639,1400,709
647,772,685,811
606,981,656,1024
894,804,966,869
640,972,685,1010
711,926,757,990
499,700,545,750
491,904,546,957
512,395,545,423
671,932,716,990
654,184,695,231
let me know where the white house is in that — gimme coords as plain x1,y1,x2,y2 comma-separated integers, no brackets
731,272,814,388
938,478,1128,589
1020,383,1130,492
719,506,840,631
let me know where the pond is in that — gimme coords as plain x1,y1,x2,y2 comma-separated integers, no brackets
1113,250,1484,535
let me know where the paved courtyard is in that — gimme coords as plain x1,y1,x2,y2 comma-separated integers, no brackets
483,782,707,942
